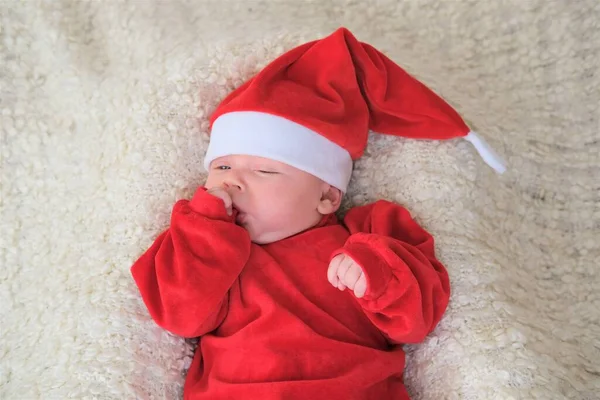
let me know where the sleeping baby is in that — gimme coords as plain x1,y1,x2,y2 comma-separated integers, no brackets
131,27,505,400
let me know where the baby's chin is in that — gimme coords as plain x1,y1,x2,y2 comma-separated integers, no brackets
246,222,323,245
240,223,295,244
247,229,287,245
239,213,324,244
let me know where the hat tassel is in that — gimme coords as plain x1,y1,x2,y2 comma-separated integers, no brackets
464,131,507,174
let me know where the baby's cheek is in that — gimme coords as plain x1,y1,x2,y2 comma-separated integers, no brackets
260,199,288,222
256,200,294,232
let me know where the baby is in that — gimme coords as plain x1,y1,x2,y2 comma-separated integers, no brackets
131,28,505,400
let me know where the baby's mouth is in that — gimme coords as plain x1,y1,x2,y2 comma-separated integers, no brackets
235,212,247,224
231,206,246,224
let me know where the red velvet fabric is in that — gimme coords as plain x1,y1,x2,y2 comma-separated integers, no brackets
131,188,450,399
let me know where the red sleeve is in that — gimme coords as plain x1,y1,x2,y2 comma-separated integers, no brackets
332,200,450,344
131,187,251,338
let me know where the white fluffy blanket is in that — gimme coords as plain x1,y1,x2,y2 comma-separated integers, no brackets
1,1,598,399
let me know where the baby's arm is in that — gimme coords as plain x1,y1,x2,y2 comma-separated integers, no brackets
131,187,251,338
331,200,450,344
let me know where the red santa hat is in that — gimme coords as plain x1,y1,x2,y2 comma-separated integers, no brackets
204,27,506,192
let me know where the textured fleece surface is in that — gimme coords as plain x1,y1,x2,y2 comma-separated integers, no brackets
1,1,598,399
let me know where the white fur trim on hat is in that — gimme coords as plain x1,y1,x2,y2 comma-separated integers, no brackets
204,111,354,191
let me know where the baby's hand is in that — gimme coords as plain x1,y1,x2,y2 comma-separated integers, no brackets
327,254,367,298
206,185,234,216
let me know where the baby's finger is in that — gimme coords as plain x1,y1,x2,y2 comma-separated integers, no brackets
225,200,233,216
353,274,367,298
335,256,352,285
336,256,356,291
327,256,342,286
209,187,233,215
336,255,355,280
220,194,233,216
341,263,363,290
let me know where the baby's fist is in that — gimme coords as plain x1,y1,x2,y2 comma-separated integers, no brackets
327,254,367,298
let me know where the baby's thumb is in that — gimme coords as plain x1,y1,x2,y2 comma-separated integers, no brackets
207,187,233,216
222,195,233,216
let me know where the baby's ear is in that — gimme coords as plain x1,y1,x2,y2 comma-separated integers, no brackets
317,185,343,215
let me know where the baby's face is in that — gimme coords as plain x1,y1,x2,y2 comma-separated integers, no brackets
205,155,340,244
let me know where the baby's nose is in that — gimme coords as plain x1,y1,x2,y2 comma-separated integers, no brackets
223,181,243,192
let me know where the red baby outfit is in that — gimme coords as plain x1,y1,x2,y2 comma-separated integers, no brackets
131,188,450,399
